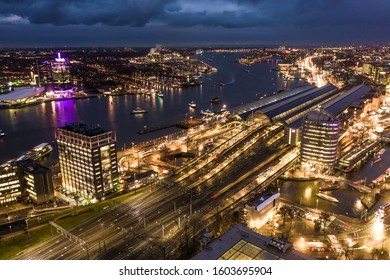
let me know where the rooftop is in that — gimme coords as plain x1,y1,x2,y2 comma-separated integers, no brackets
304,107,339,123
322,85,371,116
0,87,45,101
191,224,315,260
260,84,337,120
288,84,371,129
230,84,316,118
60,122,107,137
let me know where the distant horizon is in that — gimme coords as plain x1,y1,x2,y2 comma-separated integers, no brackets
0,42,389,51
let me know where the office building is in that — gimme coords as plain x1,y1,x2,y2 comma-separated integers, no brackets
57,122,119,200
300,107,340,172
0,163,21,205
20,161,54,205
51,52,71,89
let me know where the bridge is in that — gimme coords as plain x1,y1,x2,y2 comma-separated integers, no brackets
315,174,372,194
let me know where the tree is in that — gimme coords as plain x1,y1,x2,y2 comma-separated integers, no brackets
279,206,294,227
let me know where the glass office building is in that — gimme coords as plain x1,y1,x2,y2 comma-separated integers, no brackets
300,108,340,172
57,123,119,200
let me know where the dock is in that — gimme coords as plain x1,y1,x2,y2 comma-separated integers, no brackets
138,118,205,134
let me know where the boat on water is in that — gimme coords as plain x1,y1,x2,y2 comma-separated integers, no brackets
0,130,4,137
219,82,224,87
210,96,222,103
200,109,214,117
157,92,164,97
16,143,53,161
188,101,196,108
131,107,147,114
319,184,339,192
243,69,250,73
379,148,385,155
372,157,381,164
353,179,365,185
316,193,339,203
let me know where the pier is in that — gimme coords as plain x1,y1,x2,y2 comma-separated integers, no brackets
137,118,205,134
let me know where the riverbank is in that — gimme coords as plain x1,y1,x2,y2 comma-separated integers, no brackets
0,94,98,110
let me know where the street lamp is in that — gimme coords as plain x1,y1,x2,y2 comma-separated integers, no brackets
25,219,31,243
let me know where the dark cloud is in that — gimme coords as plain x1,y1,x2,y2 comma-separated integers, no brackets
0,0,388,46
0,0,388,28
0,0,173,26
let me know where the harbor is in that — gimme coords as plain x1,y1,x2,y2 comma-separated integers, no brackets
0,52,305,162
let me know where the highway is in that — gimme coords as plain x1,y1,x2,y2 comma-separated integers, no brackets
303,56,326,87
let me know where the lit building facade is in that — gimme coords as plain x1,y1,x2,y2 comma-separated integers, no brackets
300,108,340,172
51,53,70,87
57,123,119,199
22,163,54,205
0,163,21,205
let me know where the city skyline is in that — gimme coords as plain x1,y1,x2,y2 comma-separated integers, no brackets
1,0,389,48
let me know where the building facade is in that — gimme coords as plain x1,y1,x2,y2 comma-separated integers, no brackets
22,163,54,205
0,163,21,205
57,123,119,200
300,108,340,172
51,53,70,87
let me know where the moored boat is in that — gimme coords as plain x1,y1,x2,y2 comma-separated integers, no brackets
200,109,214,117
353,179,365,185
0,130,4,137
319,184,339,192
188,101,196,108
16,143,53,162
210,96,221,103
316,193,339,203
131,107,147,114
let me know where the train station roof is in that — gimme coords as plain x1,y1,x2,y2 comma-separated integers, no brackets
288,84,371,129
322,85,371,117
230,84,316,118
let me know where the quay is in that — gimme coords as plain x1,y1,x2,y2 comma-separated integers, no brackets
138,118,204,134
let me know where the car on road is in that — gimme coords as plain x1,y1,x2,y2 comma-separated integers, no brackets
305,213,314,220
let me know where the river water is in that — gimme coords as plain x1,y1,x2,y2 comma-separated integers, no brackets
1,52,388,217
280,146,390,217
0,52,304,162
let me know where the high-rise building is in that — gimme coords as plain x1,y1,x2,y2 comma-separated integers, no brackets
51,52,70,88
57,123,119,200
300,107,340,172
0,163,21,205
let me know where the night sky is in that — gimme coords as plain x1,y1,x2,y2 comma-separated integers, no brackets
0,0,389,48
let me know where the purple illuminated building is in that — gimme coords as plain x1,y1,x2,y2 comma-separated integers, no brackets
51,52,71,92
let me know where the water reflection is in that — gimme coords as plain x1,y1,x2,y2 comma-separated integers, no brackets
0,52,306,162
281,179,363,218
54,99,77,127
